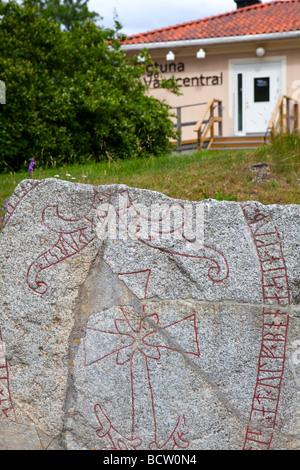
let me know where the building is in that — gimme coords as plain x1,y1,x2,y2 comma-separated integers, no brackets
122,0,300,150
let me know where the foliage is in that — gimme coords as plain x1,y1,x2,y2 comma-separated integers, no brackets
23,0,100,31
0,0,177,172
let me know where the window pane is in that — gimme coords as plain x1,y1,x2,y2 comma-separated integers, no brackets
254,77,270,102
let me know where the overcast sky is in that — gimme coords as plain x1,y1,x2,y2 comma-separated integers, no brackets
89,0,274,36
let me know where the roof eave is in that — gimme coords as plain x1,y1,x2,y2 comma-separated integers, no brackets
121,31,300,51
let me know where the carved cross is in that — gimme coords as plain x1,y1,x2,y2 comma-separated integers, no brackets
83,272,200,450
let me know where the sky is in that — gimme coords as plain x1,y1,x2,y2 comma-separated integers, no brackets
89,0,274,36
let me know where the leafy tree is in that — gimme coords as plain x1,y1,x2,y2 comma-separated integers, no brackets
0,0,177,172
23,0,100,31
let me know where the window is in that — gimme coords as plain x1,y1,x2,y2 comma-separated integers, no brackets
254,77,270,102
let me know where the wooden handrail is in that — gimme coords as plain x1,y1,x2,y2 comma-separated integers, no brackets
194,99,223,150
267,95,299,137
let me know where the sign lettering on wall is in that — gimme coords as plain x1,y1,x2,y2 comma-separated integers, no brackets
143,62,223,89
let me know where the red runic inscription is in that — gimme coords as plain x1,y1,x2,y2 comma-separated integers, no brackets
241,203,290,450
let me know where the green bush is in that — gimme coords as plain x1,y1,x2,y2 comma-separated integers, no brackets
0,0,177,172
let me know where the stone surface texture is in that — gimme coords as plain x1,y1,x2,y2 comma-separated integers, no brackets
0,178,299,450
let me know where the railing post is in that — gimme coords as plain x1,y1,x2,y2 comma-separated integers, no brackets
287,97,291,133
210,102,214,143
176,107,182,148
279,101,284,134
198,122,204,151
218,101,223,136
294,102,299,131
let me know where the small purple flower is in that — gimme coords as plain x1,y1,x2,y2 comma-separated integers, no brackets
0,199,8,225
2,199,8,211
28,158,36,175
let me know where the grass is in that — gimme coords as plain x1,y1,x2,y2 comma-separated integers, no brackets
0,135,299,224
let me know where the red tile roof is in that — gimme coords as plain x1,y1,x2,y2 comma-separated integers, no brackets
123,0,300,45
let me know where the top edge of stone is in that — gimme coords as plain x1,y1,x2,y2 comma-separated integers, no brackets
8,178,300,208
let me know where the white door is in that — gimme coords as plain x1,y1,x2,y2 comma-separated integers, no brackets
233,61,282,135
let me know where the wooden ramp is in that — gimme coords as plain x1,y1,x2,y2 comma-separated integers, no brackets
172,94,299,152
173,135,270,152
